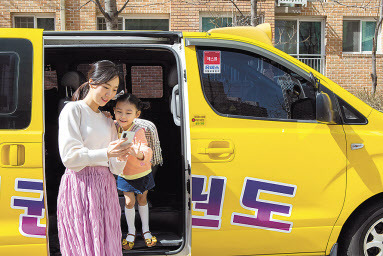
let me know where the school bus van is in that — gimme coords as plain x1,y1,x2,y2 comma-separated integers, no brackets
1,23,383,256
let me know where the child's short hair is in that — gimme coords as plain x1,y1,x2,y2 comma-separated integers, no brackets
114,93,150,111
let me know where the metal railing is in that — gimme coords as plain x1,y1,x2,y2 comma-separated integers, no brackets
291,54,325,74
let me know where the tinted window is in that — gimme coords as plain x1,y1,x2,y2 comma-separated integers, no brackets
0,39,33,129
131,66,163,98
337,97,367,124
197,47,317,120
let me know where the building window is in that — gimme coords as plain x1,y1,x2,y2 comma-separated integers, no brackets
97,17,169,31
97,17,123,30
201,17,232,32
125,19,169,31
275,19,325,74
343,20,377,53
14,16,55,30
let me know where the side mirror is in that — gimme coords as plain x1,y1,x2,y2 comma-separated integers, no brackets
316,92,335,124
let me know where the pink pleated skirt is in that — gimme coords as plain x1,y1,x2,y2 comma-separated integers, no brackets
57,166,122,256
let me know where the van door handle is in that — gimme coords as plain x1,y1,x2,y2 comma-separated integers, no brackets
198,147,234,154
2,144,25,166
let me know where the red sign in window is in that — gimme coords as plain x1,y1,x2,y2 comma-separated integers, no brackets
204,51,221,65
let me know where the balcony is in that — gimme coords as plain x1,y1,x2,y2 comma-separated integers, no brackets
291,54,326,74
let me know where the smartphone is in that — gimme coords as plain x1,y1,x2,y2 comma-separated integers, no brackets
120,131,135,147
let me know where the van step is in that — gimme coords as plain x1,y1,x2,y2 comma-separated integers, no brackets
122,231,183,255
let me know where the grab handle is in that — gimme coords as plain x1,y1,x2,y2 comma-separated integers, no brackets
171,84,180,126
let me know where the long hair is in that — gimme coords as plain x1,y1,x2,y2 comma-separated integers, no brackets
72,60,119,101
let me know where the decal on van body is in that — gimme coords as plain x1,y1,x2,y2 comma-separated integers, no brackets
11,178,46,238
231,177,297,233
191,175,227,229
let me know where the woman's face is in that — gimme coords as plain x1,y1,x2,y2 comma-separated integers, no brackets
114,101,141,130
89,76,119,107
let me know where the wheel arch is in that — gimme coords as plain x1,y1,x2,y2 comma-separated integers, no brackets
337,192,383,243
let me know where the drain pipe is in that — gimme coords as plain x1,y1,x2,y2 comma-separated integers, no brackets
60,0,66,31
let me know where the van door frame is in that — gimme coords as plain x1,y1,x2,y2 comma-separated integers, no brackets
42,35,192,255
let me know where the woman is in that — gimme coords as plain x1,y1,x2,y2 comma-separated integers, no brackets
57,60,128,256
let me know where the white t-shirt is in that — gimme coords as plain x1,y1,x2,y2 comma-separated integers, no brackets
58,100,125,174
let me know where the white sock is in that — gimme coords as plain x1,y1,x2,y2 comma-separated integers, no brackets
125,207,136,242
138,204,152,239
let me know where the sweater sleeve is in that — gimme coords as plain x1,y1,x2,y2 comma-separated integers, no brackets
108,120,128,175
133,128,153,164
58,103,108,171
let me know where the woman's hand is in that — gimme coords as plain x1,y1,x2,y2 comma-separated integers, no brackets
107,139,132,159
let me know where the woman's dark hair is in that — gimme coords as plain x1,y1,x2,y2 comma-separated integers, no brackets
72,60,119,101
114,93,150,111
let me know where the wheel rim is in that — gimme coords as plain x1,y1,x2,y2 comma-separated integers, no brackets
364,218,383,256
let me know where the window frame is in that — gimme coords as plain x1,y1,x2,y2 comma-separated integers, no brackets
0,38,33,129
188,38,342,124
96,14,170,31
13,14,55,30
343,17,381,54
275,17,326,57
196,46,319,123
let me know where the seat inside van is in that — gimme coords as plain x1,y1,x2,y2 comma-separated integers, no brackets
43,46,185,255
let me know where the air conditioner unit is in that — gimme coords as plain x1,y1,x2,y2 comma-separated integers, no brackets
277,0,307,6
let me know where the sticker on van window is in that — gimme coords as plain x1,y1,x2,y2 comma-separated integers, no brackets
231,177,297,233
11,178,46,238
192,175,227,229
203,51,221,74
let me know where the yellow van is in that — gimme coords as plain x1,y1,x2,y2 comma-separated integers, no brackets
1,23,382,256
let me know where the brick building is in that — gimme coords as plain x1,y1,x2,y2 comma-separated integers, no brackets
1,0,382,92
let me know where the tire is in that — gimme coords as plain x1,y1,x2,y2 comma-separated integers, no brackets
339,202,383,256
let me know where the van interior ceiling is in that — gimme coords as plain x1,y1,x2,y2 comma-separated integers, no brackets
43,47,184,255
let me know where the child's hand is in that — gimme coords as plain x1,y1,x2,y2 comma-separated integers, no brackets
127,143,144,160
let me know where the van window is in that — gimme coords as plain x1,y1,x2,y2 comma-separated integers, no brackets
337,96,367,124
131,66,163,98
0,39,32,129
196,47,317,121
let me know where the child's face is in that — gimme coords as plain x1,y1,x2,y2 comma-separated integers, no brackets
114,101,141,130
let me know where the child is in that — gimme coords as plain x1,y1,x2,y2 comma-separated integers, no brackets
114,93,157,250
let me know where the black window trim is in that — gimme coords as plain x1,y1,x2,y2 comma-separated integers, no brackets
0,38,33,129
336,96,368,125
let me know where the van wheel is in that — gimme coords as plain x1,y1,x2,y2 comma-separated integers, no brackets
339,204,383,256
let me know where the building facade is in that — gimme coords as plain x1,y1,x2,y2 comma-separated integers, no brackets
1,0,382,92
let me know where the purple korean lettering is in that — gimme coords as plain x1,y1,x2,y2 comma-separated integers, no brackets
192,175,227,229
231,177,297,233
11,178,46,238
